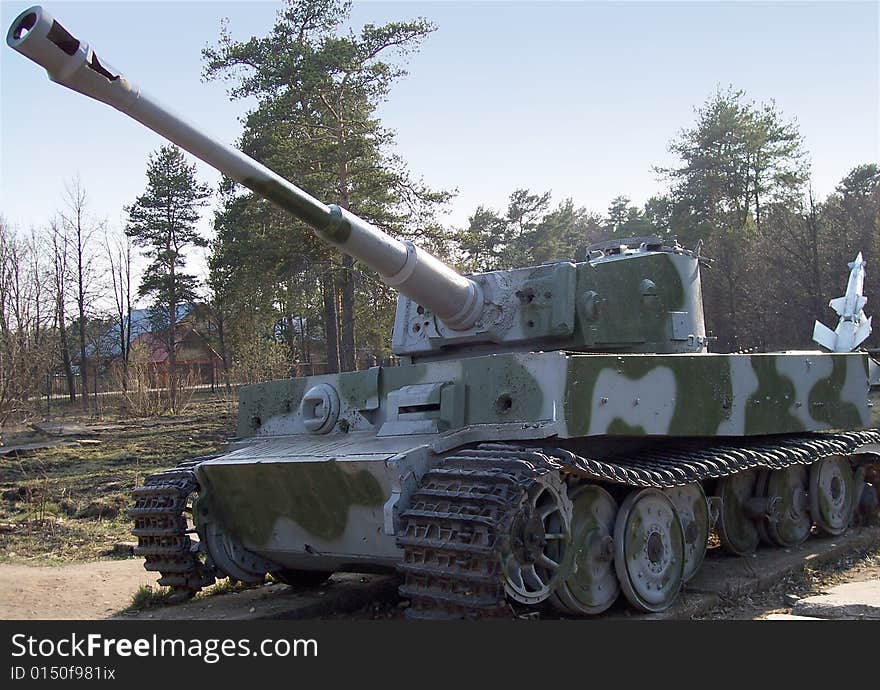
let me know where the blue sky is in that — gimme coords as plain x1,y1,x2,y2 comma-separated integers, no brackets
1,1,877,286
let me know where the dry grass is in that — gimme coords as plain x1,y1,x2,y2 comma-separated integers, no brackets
0,396,235,564
197,577,253,598
119,577,255,615
125,585,174,612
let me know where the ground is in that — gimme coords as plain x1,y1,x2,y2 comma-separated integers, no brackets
697,544,880,619
0,396,234,564
0,559,155,619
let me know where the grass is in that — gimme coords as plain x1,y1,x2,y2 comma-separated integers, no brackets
196,577,254,598
0,396,236,564
125,585,174,612
119,577,257,615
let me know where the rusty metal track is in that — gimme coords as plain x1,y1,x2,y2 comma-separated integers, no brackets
128,458,216,596
397,457,550,619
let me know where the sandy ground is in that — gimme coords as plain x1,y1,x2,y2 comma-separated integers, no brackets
2,541,879,621
0,559,154,620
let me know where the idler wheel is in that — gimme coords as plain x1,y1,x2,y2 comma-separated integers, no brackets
810,456,855,536
202,521,275,584
501,473,572,606
613,488,685,613
716,470,761,556
550,485,619,615
663,482,710,583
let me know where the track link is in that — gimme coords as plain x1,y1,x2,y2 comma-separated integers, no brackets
397,430,880,618
539,429,880,487
398,455,556,619
128,458,216,596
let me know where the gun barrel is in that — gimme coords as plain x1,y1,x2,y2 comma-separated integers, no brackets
7,6,483,330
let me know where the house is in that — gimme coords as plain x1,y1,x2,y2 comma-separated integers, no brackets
84,303,223,388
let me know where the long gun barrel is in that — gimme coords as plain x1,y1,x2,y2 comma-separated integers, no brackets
7,5,484,330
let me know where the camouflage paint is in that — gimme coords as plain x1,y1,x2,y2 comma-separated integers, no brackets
336,367,380,411
515,263,577,339
198,460,385,546
236,377,308,437
577,252,687,348
374,353,554,433
744,356,805,435
240,176,339,237
393,250,707,358
806,356,865,429
238,350,869,441
563,352,868,437
211,349,869,566
564,354,732,437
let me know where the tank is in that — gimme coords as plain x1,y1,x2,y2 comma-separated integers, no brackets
9,5,880,618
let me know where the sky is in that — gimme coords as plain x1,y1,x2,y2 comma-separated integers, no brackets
1,0,878,293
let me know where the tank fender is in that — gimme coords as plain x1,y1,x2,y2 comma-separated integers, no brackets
383,445,433,536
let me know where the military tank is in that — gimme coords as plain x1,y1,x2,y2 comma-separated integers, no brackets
9,5,880,618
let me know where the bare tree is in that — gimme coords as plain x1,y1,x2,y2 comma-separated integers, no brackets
50,218,77,401
59,176,103,410
0,218,54,424
105,230,133,391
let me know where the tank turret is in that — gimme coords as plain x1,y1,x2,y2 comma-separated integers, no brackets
7,5,708,362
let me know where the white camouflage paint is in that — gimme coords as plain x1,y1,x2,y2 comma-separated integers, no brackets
716,359,760,435
775,354,834,429
587,367,677,435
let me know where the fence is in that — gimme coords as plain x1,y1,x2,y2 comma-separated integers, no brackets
39,355,401,409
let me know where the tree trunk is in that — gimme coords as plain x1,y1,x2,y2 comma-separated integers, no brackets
284,284,298,375
58,321,76,402
168,273,178,412
56,289,76,401
726,273,739,351
297,314,306,376
121,239,132,392
321,261,339,374
77,243,88,411
216,310,231,391
754,168,762,232
339,255,356,371
337,156,356,372
807,190,824,320
68,186,90,412
304,316,312,372
121,306,130,393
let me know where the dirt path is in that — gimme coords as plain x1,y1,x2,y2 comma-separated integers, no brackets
3,539,880,621
0,559,154,620
699,546,880,620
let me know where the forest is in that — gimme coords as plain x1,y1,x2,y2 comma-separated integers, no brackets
1,0,878,424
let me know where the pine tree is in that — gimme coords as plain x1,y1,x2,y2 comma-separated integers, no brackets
657,87,809,349
203,0,449,373
125,145,211,410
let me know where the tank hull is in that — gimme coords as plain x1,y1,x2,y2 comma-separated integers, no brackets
194,349,871,572
236,350,870,441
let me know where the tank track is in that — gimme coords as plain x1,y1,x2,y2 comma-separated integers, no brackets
128,458,217,596
535,429,880,488
397,430,880,618
398,455,555,619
